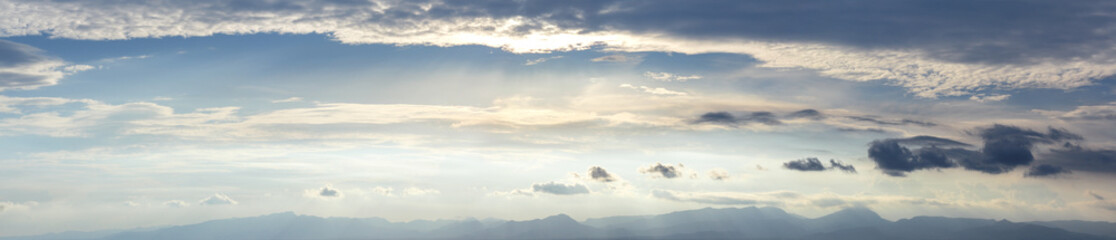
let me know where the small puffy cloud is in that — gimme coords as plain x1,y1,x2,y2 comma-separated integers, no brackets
643,72,703,82
591,54,642,63
639,162,691,179
199,193,238,205
531,182,590,195
588,166,617,182
306,185,344,199
708,169,730,180
524,56,563,66
271,97,303,103
164,200,189,208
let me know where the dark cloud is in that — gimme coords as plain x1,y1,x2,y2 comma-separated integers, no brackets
1040,145,1116,174
868,125,1105,177
1090,192,1106,201
640,163,681,178
692,111,782,126
829,160,857,173
588,166,616,182
1024,164,1071,178
847,116,937,127
868,140,958,177
783,157,857,173
694,112,738,125
786,109,824,120
531,182,590,195
319,186,341,197
784,158,827,171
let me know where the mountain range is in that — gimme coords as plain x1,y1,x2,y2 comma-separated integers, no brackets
4,207,1114,240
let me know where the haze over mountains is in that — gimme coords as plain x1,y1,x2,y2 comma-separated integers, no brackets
4,207,1114,240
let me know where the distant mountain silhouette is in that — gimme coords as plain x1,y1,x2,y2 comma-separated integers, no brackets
5,207,1114,240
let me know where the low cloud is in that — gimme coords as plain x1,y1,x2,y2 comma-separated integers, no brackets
708,169,730,180
1024,164,1071,178
524,56,563,66
867,125,1092,177
199,193,238,205
643,72,703,82
619,84,687,96
306,185,344,199
693,111,781,126
847,116,937,127
786,109,825,120
591,54,642,63
783,157,857,173
532,182,590,195
639,162,693,179
271,97,303,103
164,200,189,208
0,40,88,91
588,166,617,182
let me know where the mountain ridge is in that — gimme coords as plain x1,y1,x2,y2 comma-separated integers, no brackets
4,207,1115,240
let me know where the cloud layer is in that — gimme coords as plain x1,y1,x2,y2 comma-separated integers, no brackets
5,0,1116,97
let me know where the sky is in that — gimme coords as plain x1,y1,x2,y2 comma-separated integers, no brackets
2,0,1116,237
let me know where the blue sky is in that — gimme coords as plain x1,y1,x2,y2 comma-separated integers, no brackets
2,0,1116,237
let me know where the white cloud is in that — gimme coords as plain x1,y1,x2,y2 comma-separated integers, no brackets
1,1,1114,98
0,40,83,91
619,84,687,96
271,97,304,103
163,200,189,208
643,72,703,82
591,54,642,63
524,56,562,66
198,193,238,205
1034,102,1116,120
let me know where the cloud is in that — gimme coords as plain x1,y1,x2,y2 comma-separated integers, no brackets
692,111,781,126
5,1,1116,97
1036,102,1116,120
163,200,189,208
402,187,441,196
639,162,692,179
524,56,563,66
1090,191,1106,201
868,125,1089,177
531,182,590,195
708,169,730,181
1024,164,1071,178
1040,144,1116,175
643,72,703,82
591,54,641,63
305,185,344,199
0,40,84,91
785,109,824,120
783,158,826,171
618,84,687,96
588,166,616,182
271,97,303,103
783,157,857,173
828,160,857,173
847,116,937,127
199,193,238,205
